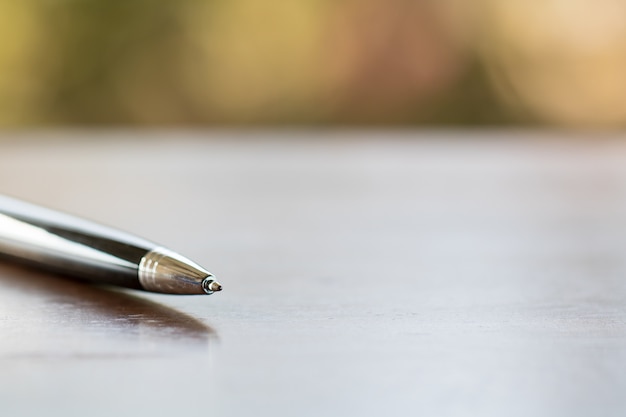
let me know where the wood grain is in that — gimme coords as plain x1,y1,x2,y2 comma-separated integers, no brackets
1,131,626,417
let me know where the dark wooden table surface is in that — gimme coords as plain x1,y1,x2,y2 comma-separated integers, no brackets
1,131,626,417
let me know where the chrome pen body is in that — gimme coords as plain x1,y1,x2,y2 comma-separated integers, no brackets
0,195,221,295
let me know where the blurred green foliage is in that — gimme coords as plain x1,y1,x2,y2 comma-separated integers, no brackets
0,1,622,127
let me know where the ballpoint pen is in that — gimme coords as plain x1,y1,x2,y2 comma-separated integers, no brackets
0,194,222,295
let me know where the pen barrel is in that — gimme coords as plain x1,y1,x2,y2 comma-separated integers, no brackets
0,195,152,289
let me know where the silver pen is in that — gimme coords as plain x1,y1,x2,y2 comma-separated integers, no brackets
0,194,222,295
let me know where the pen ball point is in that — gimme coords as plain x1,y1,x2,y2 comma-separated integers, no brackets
202,277,222,294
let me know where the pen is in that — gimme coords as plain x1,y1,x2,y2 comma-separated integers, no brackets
0,194,222,295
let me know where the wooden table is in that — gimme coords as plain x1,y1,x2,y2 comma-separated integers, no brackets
1,131,626,417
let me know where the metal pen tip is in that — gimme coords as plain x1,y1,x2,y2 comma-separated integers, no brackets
202,277,222,294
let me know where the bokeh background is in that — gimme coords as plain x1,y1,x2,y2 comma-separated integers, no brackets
1,0,624,127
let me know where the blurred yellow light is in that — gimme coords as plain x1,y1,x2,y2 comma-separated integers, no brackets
181,0,328,121
480,0,626,127
0,2,45,125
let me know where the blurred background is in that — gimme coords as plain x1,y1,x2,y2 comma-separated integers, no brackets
0,0,625,128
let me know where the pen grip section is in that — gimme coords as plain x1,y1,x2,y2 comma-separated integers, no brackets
0,195,151,288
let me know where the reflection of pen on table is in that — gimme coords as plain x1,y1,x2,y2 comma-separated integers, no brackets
0,263,218,349
0,194,222,295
